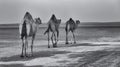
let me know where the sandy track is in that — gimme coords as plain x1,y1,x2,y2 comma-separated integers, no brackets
0,42,120,67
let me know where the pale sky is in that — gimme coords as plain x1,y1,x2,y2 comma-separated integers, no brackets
0,0,120,24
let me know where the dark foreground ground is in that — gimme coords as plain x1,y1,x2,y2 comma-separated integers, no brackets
0,42,120,67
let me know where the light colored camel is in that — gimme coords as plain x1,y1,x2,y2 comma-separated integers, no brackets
19,12,42,57
65,18,80,44
44,14,61,48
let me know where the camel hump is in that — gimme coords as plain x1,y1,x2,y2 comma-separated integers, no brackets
69,18,75,23
24,12,34,23
50,14,57,22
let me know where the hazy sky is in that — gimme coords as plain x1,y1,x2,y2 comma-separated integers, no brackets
0,0,120,24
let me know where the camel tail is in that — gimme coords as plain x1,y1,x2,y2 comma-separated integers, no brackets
44,28,49,35
44,24,51,35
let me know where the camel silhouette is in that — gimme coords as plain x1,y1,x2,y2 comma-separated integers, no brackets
44,14,61,48
65,18,80,44
19,12,42,57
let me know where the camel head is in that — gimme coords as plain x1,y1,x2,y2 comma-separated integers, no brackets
76,20,80,24
35,17,42,25
57,19,61,25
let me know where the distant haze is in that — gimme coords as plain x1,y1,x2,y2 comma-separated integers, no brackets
0,0,120,24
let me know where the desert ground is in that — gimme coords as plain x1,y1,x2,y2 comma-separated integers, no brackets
1,24,120,67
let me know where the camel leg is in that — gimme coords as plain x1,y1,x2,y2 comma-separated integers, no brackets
56,30,59,42
66,31,69,44
48,32,50,48
25,37,28,57
55,33,57,47
21,38,24,57
72,32,76,44
31,35,35,56
56,30,59,46
53,32,57,47
51,33,54,46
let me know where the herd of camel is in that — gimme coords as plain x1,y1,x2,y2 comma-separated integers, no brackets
19,12,80,57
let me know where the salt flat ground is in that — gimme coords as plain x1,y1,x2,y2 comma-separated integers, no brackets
1,25,120,67
1,41,120,67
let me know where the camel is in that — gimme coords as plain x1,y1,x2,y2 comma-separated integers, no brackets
19,12,42,57
44,14,61,48
65,18,80,44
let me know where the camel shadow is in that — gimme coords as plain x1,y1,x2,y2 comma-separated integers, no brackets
57,42,109,48
0,64,43,67
73,43,109,46
0,50,70,62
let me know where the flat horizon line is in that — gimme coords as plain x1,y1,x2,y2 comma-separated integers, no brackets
0,21,120,25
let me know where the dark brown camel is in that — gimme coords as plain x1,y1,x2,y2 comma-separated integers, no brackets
19,12,42,57
44,14,61,48
65,18,80,44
